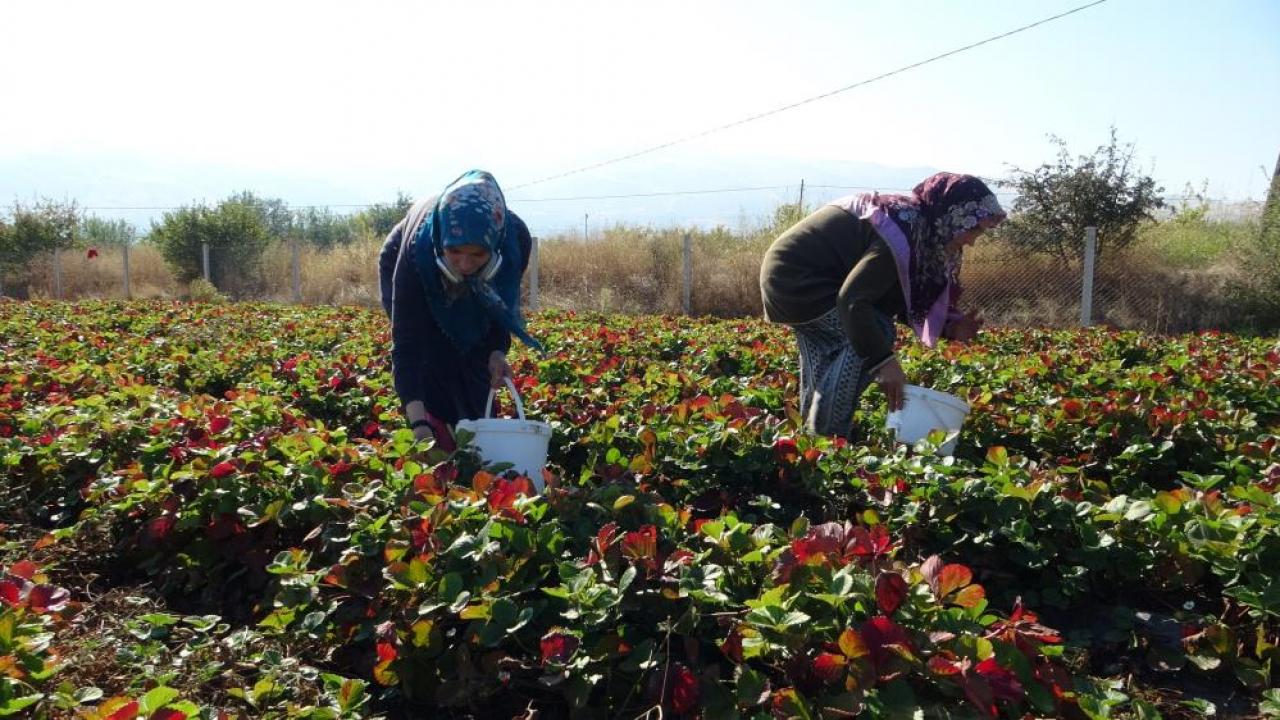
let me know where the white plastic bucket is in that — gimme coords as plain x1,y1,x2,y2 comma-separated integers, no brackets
455,378,553,491
884,384,970,455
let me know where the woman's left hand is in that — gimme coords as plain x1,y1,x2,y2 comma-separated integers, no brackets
488,351,512,389
944,310,984,343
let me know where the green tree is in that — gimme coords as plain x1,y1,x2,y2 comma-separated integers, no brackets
80,216,138,247
0,199,80,267
0,199,80,297
224,191,295,240
0,217,10,295
352,192,414,238
148,197,270,290
295,206,359,249
1236,152,1280,328
1000,128,1164,261
1261,152,1280,256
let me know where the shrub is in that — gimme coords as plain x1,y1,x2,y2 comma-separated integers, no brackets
148,198,270,296
1000,128,1164,261
188,278,227,303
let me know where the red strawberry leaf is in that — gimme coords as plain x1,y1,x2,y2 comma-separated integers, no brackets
812,652,847,683
0,578,27,606
875,572,909,614
209,461,237,479
953,583,987,609
540,630,580,666
669,663,700,715
28,584,70,613
8,560,38,580
975,658,1024,701
936,563,973,599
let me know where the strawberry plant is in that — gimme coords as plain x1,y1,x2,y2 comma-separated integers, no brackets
1,301,1276,717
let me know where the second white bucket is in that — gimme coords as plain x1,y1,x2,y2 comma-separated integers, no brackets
455,378,553,492
885,384,970,455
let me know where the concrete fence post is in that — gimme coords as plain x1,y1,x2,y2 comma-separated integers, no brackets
682,232,692,315
53,249,63,299
123,243,131,298
291,240,302,303
1080,226,1097,327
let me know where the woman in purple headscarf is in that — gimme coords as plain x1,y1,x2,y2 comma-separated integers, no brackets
759,172,1005,439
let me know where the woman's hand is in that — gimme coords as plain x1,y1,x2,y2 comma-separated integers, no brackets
404,400,435,443
488,351,512,389
944,310,984,343
875,356,907,412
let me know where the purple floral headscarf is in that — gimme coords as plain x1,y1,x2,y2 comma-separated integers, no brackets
833,173,1005,346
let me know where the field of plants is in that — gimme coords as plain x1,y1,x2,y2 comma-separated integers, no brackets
1,301,1278,719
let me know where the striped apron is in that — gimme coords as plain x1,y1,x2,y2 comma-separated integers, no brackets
789,308,895,438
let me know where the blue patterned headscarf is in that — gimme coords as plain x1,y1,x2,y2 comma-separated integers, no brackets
412,170,542,354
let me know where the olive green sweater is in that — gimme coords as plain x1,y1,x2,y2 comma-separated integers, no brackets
759,205,905,367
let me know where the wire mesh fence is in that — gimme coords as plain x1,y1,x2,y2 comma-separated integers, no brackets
1,228,1252,335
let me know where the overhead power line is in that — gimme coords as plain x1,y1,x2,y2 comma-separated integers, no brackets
80,203,382,211
78,181,1023,212
512,185,788,202
507,0,1110,191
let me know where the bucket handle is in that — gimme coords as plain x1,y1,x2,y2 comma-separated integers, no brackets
484,377,527,420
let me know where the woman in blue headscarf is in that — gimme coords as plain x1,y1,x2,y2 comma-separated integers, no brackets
378,170,542,449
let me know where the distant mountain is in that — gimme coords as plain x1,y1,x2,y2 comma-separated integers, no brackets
0,152,366,232
504,154,944,236
0,150,953,236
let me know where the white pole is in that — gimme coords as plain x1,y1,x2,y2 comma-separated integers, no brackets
1080,226,1097,327
528,236,540,311
202,242,210,282
291,239,302,303
123,243,131,298
53,249,63,300
682,232,692,315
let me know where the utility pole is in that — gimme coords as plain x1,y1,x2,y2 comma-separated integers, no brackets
584,213,589,242
797,179,805,215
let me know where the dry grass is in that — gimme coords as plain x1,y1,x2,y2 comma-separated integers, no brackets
960,238,1254,333
6,214,1273,333
22,244,179,300
536,225,770,316
257,236,382,306
538,227,1261,333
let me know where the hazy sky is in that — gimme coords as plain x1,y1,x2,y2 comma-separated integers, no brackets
2,0,1277,233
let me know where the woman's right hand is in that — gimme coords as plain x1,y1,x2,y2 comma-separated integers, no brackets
413,424,435,444
875,356,907,412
